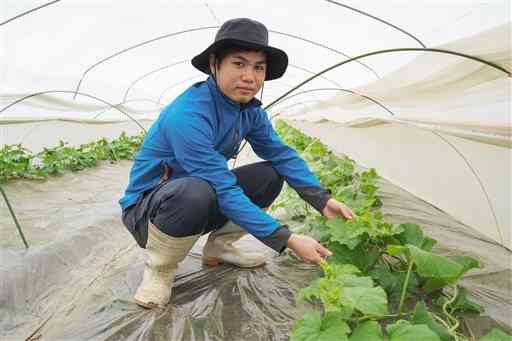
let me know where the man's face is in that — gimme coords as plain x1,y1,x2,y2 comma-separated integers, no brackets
211,50,267,104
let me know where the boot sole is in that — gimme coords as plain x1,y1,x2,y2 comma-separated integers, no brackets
202,256,265,268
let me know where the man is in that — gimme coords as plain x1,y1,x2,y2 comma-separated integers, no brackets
120,18,354,309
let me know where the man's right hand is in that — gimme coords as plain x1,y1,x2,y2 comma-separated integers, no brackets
286,233,332,265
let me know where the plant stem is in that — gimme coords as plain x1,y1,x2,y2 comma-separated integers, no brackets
302,138,319,153
398,258,414,315
0,185,29,249
443,285,460,333
431,312,453,331
354,313,405,322
432,312,460,341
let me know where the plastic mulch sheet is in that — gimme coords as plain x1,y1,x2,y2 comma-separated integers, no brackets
1,158,511,340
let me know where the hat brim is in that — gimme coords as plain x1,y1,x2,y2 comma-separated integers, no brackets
191,39,288,81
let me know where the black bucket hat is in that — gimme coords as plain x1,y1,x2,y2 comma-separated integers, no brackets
192,18,288,81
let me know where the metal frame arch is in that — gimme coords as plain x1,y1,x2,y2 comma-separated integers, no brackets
288,65,343,88
429,130,505,246
73,26,219,98
269,100,324,116
150,63,342,107
73,27,382,96
270,87,395,117
266,47,511,112
324,0,426,48
122,62,341,106
123,59,190,102
92,98,164,120
269,30,381,80
0,0,63,26
157,74,205,104
0,0,423,50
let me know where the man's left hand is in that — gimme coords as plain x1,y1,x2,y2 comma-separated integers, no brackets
322,198,355,220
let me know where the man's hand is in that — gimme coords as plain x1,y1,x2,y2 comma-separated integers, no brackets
285,200,354,265
287,234,332,265
322,198,355,220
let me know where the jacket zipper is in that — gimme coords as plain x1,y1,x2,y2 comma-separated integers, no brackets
232,108,242,158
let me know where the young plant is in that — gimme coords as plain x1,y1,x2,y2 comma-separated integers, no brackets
275,121,509,341
0,131,144,184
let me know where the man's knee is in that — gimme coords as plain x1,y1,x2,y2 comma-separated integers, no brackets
233,161,284,208
178,177,217,210
248,161,284,186
151,177,217,237
265,161,284,187
259,161,284,198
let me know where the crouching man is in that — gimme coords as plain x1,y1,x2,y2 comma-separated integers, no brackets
120,18,354,309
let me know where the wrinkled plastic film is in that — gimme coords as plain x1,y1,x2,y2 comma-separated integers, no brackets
1,154,510,340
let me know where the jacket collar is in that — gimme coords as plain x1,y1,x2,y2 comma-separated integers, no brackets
206,76,262,112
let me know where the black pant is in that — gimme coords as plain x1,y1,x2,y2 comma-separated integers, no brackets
122,161,284,248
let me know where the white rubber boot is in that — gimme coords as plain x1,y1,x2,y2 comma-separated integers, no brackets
202,221,266,268
134,222,200,309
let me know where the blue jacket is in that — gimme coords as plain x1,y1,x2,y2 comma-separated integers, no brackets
120,76,329,240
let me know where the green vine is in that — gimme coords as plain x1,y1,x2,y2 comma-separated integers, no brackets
273,120,509,341
398,257,414,316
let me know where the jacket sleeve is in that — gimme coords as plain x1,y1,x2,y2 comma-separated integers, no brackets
246,110,331,213
162,111,291,252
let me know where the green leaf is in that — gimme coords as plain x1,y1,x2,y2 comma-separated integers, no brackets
290,311,350,341
328,242,358,265
479,328,512,341
411,301,452,341
341,286,388,316
328,242,379,272
323,286,345,313
297,275,352,316
291,311,323,341
387,244,408,256
420,236,437,251
349,321,384,341
452,288,484,314
310,221,332,243
335,274,373,288
370,265,401,298
408,245,463,282
395,224,438,252
370,265,420,303
410,246,480,293
320,312,351,339
387,321,441,341
327,218,363,249
396,223,425,247
451,255,481,275
422,278,447,293
297,278,323,304
321,262,361,279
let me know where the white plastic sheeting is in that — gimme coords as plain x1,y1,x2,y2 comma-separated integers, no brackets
1,1,511,246
1,1,509,118
284,22,511,249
